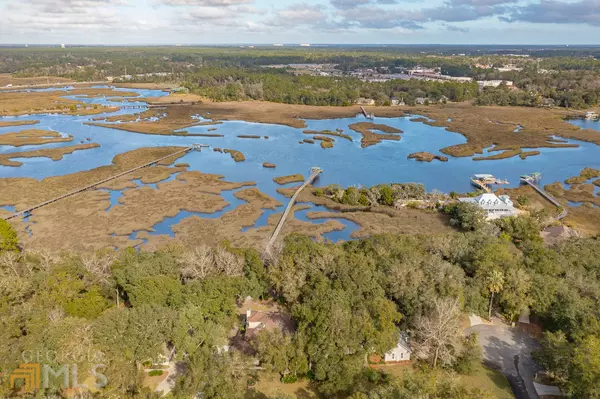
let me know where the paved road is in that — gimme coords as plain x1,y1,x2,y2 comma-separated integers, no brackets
466,324,541,399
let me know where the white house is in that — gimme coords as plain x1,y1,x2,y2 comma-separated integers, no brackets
458,193,518,220
357,97,376,105
478,80,514,88
384,333,411,363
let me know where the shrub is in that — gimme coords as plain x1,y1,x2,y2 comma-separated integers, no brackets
516,195,530,206
281,375,297,384
148,370,164,377
341,187,361,205
0,219,19,254
445,202,487,231
314,188,324,197
379,185,394,206
358,193,370,206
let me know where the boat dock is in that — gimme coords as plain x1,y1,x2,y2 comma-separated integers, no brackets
470,174,509,193
2,145,205,221
265,167,322,254
360,106,374,120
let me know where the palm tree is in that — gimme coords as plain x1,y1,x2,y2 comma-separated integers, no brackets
486,269,504,320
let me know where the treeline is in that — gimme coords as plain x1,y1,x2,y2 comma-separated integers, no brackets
182,67,478,106
316,183,437,206
474,67,600,108
476,83,600,108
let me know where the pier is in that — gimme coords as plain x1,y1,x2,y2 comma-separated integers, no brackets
265,167,322,254
360,106,374,120
470,174,509,193
520,174,567,219
2,145,204,221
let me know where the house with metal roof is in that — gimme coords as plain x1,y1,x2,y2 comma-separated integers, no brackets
458,193,518,220
384,332,411,363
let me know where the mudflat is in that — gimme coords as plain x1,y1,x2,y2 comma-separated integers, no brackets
0,129,73,147
0,143,100,167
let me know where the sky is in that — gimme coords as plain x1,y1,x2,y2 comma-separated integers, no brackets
0,0,599,45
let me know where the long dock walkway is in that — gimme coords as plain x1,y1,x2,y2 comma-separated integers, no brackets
266,168,322,253
2,146,198,221
521,178,567,220
360,106,374,119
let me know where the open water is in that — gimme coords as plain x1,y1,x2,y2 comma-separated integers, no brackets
2,86,599,241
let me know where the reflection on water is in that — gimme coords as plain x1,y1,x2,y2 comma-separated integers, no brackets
2,86,600,243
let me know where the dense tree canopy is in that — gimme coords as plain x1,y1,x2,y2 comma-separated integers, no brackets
1,218,599,397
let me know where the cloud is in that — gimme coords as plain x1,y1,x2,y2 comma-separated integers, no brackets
160,0,253,6
503,0,600,26
2,0,128,31
420,4,505,22
444,23,469,32
450,0,517,5
337,6,424,29
330,0,399,10
263,3,329,27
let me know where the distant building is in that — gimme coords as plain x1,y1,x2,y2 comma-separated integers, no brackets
384,332,411,363
415,97,427,105
458,193,518,220
497,64,522,72
478,80,514,88
408,67,439,76
273,43,284,47
390,97,405,106
60,44,65,48
357,97,375,105
300,43,311,47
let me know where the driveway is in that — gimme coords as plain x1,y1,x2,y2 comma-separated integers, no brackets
466,323,541,399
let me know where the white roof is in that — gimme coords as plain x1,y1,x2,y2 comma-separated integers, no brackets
459,193,515,209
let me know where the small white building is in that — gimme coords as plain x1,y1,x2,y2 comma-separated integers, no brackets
478,80,514,88
384,333,411,363
390,97,405,106
458,193,518,220
357,97,375,105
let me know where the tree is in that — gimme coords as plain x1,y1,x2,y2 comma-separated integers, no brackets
174,349,247,399
454,333,482,375
173,304,228,358
0,219,19,254
445,202,487,231
569,335,600,397
485,269,504,320
413,297,463,368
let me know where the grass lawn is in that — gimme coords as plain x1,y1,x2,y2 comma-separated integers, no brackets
459,363,514,399
373,362,514,399
249,362,514,399
249,372,320,398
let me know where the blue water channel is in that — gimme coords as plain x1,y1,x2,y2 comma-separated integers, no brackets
2,85,600,243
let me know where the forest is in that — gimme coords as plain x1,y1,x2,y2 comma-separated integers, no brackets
2,46,600,108
181,67,478,106
1,203,600,398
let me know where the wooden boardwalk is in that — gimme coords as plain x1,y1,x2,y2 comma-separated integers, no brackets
265,168,322,253
521,178,567,220
360,106,374,119
2,146,198,221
